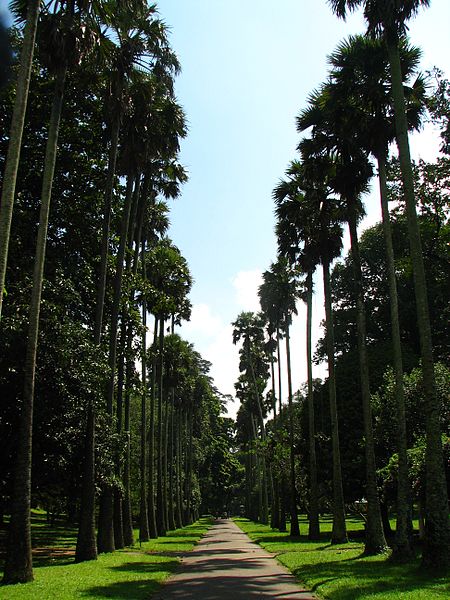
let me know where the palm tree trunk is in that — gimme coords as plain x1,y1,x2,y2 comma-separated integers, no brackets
270,353,280,529
386,35,450,569
168,390,177,531
147,316,158,538
247,349,269,524
93,114,120,342
322,257,347,544
113,321,125,549
276,326,283,415
306,270,320,540
285,322,300,537
348,211,387,555
276,325,287,532
0,0,40,320
377,153,413,559
163,389,170,529
176,408,184,527
3,64,67,584
98,173,135,554
139,242,150,542
122,328,134,546
156,319,167,535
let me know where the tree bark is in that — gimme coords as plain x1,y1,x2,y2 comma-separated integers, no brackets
0,0,41,320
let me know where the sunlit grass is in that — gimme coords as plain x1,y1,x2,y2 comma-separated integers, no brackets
235,517,449,600
0,514,213,599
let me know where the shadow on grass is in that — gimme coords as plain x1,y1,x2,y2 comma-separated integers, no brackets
287,551,447,600
81,559,180,599
109,559,179,575
81,578,163,599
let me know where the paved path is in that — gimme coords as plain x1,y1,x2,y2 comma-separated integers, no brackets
153,519,316,599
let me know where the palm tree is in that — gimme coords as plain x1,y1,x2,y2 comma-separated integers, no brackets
327,33,427,557
274,157,348,542
4,0,99,581
259,260,301,537
274,164,322,540
329,0,449,570
232,311,270,524
298,91,387,554
0,0,41,322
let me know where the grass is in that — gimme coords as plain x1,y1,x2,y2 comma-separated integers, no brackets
0,511,213,599
234,516,450,600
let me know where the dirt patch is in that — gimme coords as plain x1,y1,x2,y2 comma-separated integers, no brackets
32,547,75,559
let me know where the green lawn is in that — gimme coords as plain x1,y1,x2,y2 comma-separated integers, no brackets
0,512,213,599
235,516,450,600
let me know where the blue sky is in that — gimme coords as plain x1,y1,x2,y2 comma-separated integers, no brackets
157,0,450,415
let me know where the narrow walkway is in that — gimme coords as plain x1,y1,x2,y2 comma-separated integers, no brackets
153,519,316,599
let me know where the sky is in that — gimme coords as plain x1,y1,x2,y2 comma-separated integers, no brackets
157,0,450,418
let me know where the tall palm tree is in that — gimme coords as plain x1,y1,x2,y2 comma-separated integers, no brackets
327,33,426,558
329,0,449,571
0,0,41,321
233,311,270,524
78,4,181,558
298,93,387,554
4,1,99,581
275,157,348,543
259,260,301,537
274,164,322,540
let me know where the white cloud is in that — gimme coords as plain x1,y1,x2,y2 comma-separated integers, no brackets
231,269,263,312
182,302,222,338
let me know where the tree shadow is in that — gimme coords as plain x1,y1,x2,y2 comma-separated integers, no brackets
288,552,448,599
82,578,163,599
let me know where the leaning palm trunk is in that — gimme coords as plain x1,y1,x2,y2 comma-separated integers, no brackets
306,270,320,540
3,64,67,584
0,0,41,320
348,210,387,555
97,173,135,553
377,154,413,558
285,321,300,537
386,35,450,569
322,257,347,544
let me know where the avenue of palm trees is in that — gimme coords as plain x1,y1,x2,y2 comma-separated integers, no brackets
231,0,449,572
0,0,449,592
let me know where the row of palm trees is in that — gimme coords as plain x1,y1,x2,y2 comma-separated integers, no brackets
1,0,224,586
232,0,448,569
